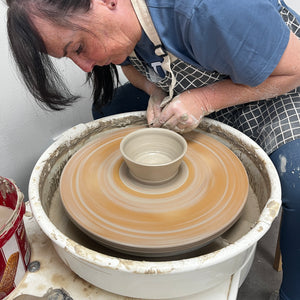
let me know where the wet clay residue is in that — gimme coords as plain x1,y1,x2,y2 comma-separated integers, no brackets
49,184,259,262
0,177,16,201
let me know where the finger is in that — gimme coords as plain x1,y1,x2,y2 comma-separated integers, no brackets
162,115,178,130
152,109,164,127
157,104,175,125
153,103,162,119
147,99,161,125
146,104,155,125
164,114,200,133
178,115,202,132
163,121,186,134
162,111,191,129
180,113,189,123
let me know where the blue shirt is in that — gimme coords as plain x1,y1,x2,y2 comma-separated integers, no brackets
123,0,297,87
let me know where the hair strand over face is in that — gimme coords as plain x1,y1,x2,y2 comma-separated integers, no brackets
6,0,119,110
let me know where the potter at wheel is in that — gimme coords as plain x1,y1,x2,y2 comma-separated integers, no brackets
60,125,249,257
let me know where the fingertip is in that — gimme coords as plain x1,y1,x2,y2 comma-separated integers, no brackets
158,117,166,125
152,119,162,128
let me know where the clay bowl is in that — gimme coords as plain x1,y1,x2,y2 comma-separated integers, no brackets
120,128,187,183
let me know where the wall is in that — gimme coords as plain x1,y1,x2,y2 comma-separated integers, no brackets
0,2,94,197
285,0,300,12
0,0,300,197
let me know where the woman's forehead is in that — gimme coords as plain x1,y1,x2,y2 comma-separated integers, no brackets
32,17,76,57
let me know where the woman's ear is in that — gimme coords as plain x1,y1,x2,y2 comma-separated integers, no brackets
93,0,117,10
107,0,117,9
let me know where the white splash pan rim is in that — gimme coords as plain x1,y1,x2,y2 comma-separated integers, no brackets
28,112,281,275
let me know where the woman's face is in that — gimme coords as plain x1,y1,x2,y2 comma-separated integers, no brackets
32,0,141,72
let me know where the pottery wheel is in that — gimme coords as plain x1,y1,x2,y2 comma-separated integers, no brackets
60,126,249,257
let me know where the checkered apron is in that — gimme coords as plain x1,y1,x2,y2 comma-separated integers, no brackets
129,0,300,154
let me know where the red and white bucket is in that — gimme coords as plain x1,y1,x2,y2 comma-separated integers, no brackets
0,177,31,299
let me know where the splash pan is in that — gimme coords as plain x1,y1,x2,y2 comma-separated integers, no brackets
29,112,281,299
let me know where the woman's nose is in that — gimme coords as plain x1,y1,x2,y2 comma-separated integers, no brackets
71,57,95,73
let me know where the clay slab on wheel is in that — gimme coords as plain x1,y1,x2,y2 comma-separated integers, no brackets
60,126,249,257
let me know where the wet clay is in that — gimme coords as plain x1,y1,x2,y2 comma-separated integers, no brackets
59,127,249,257
52,128,253,256
49,184,259,261
0,206,13,229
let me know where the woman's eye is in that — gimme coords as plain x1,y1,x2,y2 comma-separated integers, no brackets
76,45,83,55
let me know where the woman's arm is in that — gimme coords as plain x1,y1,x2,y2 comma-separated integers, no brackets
121,65,157,95
157,32,300,132
121,64,167,123
122,31,300,132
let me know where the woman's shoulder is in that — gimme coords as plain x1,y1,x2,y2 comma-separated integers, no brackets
147,0,281,24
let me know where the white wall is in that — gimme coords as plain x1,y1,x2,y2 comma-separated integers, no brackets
285,0,300,12
1,0,300,198
0,2,93,197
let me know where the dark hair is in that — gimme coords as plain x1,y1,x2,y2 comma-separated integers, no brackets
6,0,119,110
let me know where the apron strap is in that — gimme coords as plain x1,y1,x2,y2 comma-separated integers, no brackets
130,0,177,106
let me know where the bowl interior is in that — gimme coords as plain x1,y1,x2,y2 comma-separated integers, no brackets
120,128,187,166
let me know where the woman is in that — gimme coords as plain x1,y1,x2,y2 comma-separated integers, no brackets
6,0,300,299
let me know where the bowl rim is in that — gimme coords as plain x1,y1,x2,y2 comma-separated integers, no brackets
120,127,188,167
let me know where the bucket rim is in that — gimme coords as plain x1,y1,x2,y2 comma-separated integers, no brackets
0,178,25,243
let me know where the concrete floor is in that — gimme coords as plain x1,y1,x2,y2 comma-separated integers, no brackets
237,211,282,300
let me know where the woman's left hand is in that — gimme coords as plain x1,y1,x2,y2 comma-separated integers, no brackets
146,87,168,126
151,90,212,133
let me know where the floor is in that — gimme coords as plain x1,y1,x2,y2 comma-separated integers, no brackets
237,211,282,300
